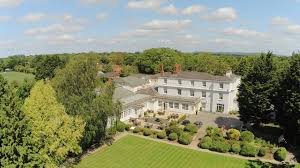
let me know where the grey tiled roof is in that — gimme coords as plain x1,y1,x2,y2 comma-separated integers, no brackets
156,71,239,81
115,76,148,87
113,87,135,101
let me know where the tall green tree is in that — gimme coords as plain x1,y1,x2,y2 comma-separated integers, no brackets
237,52,277,125
34,55,65,80
52,56,114,149
23,80,85,166
274,54,300,142
0,75,41,167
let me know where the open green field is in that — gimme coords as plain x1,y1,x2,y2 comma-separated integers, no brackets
0,71,34,83
76,135,248,168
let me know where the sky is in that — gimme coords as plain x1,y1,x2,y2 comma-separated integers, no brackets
1,0,300,57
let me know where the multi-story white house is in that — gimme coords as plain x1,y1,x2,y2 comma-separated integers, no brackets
105,65,241,122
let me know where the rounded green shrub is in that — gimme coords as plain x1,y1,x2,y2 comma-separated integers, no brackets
226,129,241,140
231,143,241,154
143,128,152,136
178,133,192,145
206,126,223,138
209,140,231,153
240,143,258,157
133,127,142,133
201,136,213,144
116,122,126,132
184,124,198,133
157,131,167,139
166,125,184,136
125,124,131,131
198,136,213,149
240,131,254,142
274,147,287,161
258,147,267,157
168,133,178,141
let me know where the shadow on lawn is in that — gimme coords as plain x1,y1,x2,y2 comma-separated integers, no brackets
245,159,295,168
214,116,243,129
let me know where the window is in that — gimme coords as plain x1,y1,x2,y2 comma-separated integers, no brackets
182,104,189,110
202,81,206,87
201,102,206,109
158,101,162,107
202,91,206,98
191,80,194,86
219,93,223,100
220,83,224,89
190,90,194,96
177,89,182,95
169,102,173,108
164,78,167,84
174,103,179,109
164,88,167,94
217,104,224,112
178,79,182,85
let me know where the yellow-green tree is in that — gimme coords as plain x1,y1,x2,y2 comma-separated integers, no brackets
23,80,85,167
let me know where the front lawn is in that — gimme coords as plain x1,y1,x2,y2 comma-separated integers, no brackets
0,71,34,83
76,135,247,168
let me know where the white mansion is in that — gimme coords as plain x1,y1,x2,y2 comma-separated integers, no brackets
103,65,241,122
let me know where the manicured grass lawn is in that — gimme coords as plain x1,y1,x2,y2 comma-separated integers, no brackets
0,71,34,83
76,135,248,168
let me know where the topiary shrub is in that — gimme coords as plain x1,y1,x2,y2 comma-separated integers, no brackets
226,129,241,140
178,133,192,145
157,131,167,139
274,147,287,161
209,140,231,153
240,143,258,157
184,124,198,134
166,125,184,136
133,127,142,133
231,143,241,154
125,124,131,131
168,132,178,141
240,131,254,142
198,136,213,149
258,147,267,157
143,128,152,136
116,121,126,132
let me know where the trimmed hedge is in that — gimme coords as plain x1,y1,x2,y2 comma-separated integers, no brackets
258,147,267,157
168,133,178,141
240,143,258,157
178,133,192,145
231,143,241,154
226,129,241,140
274,147,287,161
240,131,254,142
143,128,152,136
157,131,167,139
198,136,213,149
133,127,142,133
209,140,231,153
184,124,198,133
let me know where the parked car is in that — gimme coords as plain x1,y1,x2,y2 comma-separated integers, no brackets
182,120,190,126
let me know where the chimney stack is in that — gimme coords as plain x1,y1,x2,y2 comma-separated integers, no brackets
225,70,232,77
174,64,182,74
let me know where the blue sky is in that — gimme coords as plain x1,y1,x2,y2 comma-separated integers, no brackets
0,0,300,57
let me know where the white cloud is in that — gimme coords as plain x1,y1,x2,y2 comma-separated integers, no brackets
0,16,11,22
0,0,23,7
127,0,166,9
80,0,102,4
24,23,83,35
271,17,290,25
182,5,206,15
285,24,300,34
213,38,233,44
96,12,108,21
184,34,193,39
160,4,178,15
202,7,237,22
222,28,265,38
18,13,46,23
142,19,192,30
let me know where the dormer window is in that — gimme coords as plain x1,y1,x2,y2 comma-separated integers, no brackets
202,81,206,87
220,83,224,89
191,80,194,86
178,79,182,85
164,78,167,84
